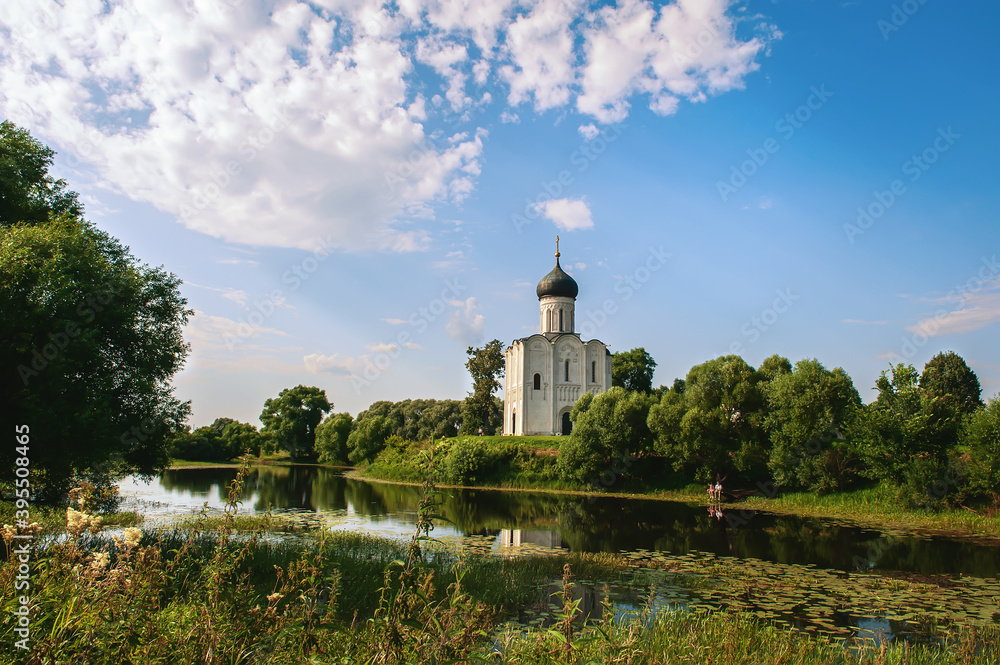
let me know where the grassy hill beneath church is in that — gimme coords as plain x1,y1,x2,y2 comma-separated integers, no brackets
358,434,570,489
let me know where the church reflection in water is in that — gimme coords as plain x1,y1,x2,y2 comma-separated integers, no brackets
499,529,564,550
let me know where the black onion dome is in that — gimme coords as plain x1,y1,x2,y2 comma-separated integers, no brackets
536,258,579,299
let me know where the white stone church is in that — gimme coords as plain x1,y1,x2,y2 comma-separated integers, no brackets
503,240,612,436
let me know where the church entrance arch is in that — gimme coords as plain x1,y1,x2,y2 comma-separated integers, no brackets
561,411,572,435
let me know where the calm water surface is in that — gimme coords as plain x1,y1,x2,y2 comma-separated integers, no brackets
119,465,1000,578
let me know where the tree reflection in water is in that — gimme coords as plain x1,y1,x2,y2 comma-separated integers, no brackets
139,466,1000,577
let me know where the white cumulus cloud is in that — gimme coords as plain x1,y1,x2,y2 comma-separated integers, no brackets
536,198,594,232
0,0,773,252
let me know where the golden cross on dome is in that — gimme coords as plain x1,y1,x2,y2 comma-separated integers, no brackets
555,235,560,258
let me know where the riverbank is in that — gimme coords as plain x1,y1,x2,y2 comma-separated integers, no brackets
349,467,1000,541
166,447,1000,541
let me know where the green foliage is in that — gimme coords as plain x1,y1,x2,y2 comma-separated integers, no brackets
0,120,83,226
355,398,463,442
557,387,655,485
569,390,594,422
364,435,560,487
170,418,265,460
649,355,766,483
1,215,191,498
920,350,983,416
315,412,354,464
611,347,657,393
853,363,963,482
647,386,687,457
896,454,971,509
758,354,792,383
460,339,505,435
219,420,264,458
963,396,1000,499
443,437,490,484
764,359,861,493
347,414,394,465
259,385,332,459
167,426,226,462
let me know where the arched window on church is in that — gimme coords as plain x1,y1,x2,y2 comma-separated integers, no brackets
564,359,569,382
591,361,596,384
559,309,563,331
533,373,541,390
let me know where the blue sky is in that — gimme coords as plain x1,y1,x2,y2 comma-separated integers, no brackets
3,0,998,426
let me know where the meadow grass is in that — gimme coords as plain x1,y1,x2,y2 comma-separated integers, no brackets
488,610,999,664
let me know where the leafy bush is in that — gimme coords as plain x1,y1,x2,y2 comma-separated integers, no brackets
897,455,971,509
558,387,655,485
444,438,491,484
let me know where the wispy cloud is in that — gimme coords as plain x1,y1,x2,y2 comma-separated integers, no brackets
445,297,486,346
906,275,1000,337
216,257,261,267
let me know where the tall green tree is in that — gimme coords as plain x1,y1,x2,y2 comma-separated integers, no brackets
315,412,354,464
347,415,393,464
764,359,861,492
259,385,331,459
919,351,983,417
649,355,766,482
612,347,657,393
1,124,190,498
2,216,191,498
461,339,505,435
218,420,263,458
0,120,82,226
853,363,962,482
962,396,1000,499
